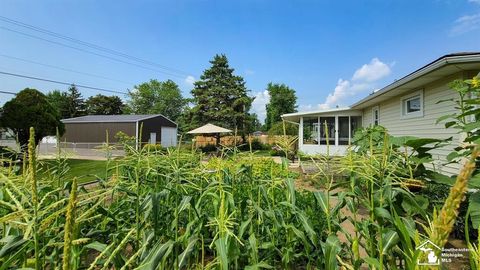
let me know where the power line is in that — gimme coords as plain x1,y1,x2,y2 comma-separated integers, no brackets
0,26,186,79
0,90,16,95
0,15,190,76
0,70,127,95
0,54,134,86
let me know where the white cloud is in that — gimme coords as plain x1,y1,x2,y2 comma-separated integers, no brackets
352,58,392,82
317,80,371,109
450,13,480,35
184,75,196,87
251,90,270,123
314,58,391,109
469,0,480,4
320,79,351,109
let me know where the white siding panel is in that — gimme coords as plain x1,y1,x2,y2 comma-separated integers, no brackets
161,127,177,147
361,73,464,175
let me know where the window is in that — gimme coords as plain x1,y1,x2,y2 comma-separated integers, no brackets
401,90,423,118
303,117,319,145
372,106,379,125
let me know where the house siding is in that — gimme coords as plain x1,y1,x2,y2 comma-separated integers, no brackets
361,72,466,176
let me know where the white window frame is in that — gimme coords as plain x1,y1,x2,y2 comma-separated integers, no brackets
400,89,424,119
372,106,379,125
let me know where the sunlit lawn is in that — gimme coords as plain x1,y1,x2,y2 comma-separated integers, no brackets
39,159,112,184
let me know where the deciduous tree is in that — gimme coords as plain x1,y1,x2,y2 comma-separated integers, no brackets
265,83,297,130
0,88,64,148
127,79,186,120
86,94,124,115
47,90,71,119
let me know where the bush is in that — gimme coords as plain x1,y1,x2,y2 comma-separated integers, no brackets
115,131,136,155
250,138,270,150
267,121,298,136
200,144,217,153
142,143,164,153
269,145,295,160
419,182,477,240
237,138,270,151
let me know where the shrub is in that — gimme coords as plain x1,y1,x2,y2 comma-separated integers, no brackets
269,145,296,160
142,143,164,153
115,131,136,155
237,138,269,151
250,138,270,150
200,143,217,153
267,121,298,136
421,183,477,241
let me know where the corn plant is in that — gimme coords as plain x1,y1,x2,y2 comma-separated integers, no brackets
1,74,479,270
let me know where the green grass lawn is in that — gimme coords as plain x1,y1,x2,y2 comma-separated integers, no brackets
39,159,113,184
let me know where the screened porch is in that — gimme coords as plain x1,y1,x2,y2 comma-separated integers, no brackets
282,108,363,156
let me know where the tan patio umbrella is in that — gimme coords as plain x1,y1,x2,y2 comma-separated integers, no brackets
187,123,232,145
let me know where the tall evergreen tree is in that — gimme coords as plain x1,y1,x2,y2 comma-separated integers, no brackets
190,54,253,136
264,83,297,130
66,84,86,117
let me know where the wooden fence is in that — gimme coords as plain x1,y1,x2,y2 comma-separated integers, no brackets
192,135,296,147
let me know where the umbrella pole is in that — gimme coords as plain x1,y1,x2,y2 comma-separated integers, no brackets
215,133,220,146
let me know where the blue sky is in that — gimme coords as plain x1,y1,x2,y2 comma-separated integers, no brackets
1,0,479,123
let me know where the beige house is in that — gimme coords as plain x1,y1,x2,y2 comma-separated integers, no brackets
282,52,480,176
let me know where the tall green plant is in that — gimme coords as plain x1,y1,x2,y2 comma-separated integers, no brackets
28,127,40,270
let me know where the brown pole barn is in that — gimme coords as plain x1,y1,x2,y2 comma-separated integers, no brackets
61,114,177,149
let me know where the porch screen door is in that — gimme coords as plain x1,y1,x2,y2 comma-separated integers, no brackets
319,117,335,145
338,117,349,145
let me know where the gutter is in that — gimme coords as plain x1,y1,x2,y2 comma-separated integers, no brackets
283,119,300,125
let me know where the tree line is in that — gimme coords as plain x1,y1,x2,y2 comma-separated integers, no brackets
0,54,298,147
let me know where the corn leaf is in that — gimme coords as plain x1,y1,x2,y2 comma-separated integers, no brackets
215,237,229,270
381,230,399,255
178,236,198,269
136,240,174,270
